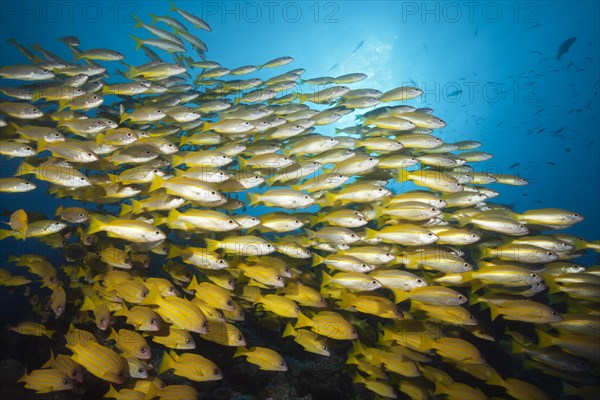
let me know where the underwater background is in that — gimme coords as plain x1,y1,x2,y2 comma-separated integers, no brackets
0,1,599,399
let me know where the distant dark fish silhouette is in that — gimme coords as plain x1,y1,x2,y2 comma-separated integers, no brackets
526,23,541,30
557,36,576,60
351,40,364,54
530,50,543,55
509,163,520,169
327,63,339,72
547,161,556,166
447,90,463,97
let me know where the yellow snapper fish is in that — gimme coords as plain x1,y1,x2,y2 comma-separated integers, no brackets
18,369,73,393
67,340,126,384
233,347,288,371
159,350,222,382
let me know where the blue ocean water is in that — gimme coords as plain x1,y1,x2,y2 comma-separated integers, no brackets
1,0,598,243
0,1,599,399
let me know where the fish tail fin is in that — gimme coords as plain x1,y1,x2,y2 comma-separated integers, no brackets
586,239,600,251
486,369,506,388
17,369,28,383
45,329,55,339
57,99,70,112
158,351,174,374
481,247,493,259
105,385,120,399
140,285,163,306
294,311,312,329
233,347,248,357
41,348,55,368
107,327,117,342
132,15,144,28
14,161,35,177
148,174,165,193
511,341,526,354
311,253,324,267
166,244,181,260
167,208,182,227
297,94,307,104
372,205,387,219
392,289,409,303
535,329,555,348
129,35,144,51
323,192,336,207
87,214,105,235
120,112,130,123
340,290,354,309
320,271,332,290
80,296,96,312
282,322,296,338
130,199,146,215
118,203,132,217
148,13,159,25
113,303,129,317
489,302,501,321
201,121,212,132
363,228,378,241
246,192,260,207
169,1,178,11
205,238,220,252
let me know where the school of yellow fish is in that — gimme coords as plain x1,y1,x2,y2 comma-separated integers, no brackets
0,3,599,400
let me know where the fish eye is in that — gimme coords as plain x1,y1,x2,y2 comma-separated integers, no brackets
279,361,285,366
295,220,300,224
213,368,220,375
140,347,147,353
218,259,225,264
55,133,61,137
371,280,377,284
351,328,356,334
24,182,31,186
202,321,208,327
32,108,38,112
57,305,62,311
276,275,282,280
79,213,85,217
546,252,553,256
87,152,93,157
62,378,69,385
150,319,157,325
211,191,216,195
185,338,191,343
117,371,123,377
238,334,243,341
304,195,309,199
25,147,32,151
378,188,383,191
267,244,273,248
154,230,160,235
416,279,423,283
142,291,149,297
530,273,537,277
572,213,579,218
228,220,235,224
431,208,436,212
138,368,144,373
463,263,469,267
468,314,474,319
551,311,558,315
458,295,464,300
127,132,132,137
427,233,434,237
